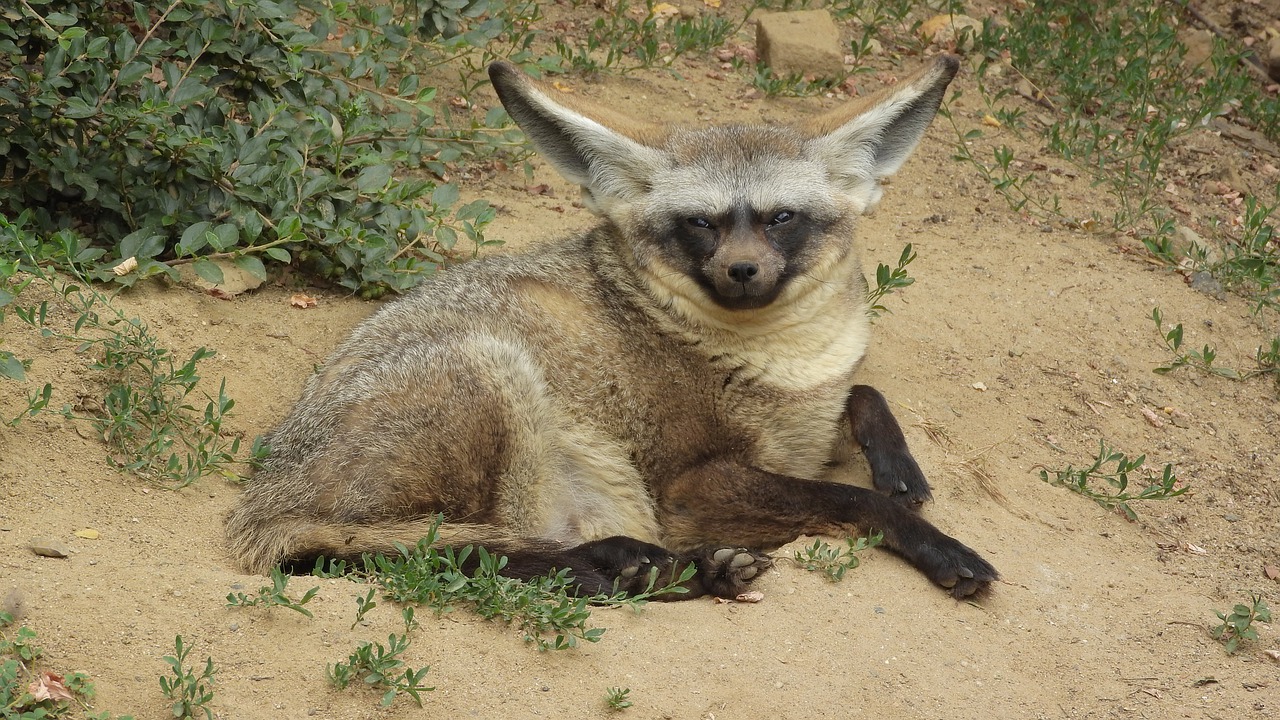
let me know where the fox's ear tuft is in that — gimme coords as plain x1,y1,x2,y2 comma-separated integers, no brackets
804,56,959,211
488,62,665,214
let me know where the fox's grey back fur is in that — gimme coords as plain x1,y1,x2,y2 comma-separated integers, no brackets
226,56,997,599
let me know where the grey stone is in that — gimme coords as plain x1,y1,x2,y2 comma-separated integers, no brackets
1189,271,1225,300
30,537,70,558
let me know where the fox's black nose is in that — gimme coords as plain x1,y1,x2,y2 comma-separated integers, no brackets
727,262,759,283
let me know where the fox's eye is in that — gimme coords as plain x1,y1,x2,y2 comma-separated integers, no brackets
686,217,713,229
768,210,794,226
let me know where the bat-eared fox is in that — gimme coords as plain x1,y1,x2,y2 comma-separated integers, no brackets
226,55,998,600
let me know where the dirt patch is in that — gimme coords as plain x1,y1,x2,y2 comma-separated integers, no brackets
3,6,1279,720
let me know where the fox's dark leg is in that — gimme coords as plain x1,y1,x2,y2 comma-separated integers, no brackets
472,537,770,601
559,537,769,600
849,385,932,506
659,459,997,598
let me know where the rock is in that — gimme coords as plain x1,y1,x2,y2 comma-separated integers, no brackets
1208,163,1245,195
175,258,264,297
1171,225,1222,265
918,14,983,52
1189,271,1225,299
3,589,24,622
756,10,844,79
30,537,70,558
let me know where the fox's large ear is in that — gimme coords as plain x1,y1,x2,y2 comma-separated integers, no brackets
488,62,666,214
803,55,959,211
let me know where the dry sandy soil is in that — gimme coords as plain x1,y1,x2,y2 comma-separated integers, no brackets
3,3,1279,719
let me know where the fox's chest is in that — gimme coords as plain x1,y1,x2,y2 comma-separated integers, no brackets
709,317,868,479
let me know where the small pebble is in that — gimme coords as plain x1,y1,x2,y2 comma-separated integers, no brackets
1189,271,1224,299
1223,514,1242,523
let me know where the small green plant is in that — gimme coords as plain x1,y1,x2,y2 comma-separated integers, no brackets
1151,307,1240,379
351,587,379,629
1,611,136,719
319,517,696,651
972,0,1277,233
552,0,738,75
367,539,696,651
1210,595,1272,655
1151,308,1279,389
159,636,215,720
1210,193,1280,314
747,63,842,98
226,567,319,618
1036,440,1187,520
939,94,1064,223
3,217,247,486
866,244,916,317
605,686,633,711
327,612,433,708
792,533,883,581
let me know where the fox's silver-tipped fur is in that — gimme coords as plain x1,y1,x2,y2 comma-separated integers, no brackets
226,56,997,599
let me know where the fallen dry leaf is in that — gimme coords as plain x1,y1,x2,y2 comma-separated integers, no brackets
651,2,679,18
1181,542,1207,555
1265,564,1280,581
1265,649,1280,662
981,114,1002,128
74,528,99,540
1141,407,1165,428
552,81,574,93
29,671,75,703
525,184,553,196
112,256,138,276
971,382,987,391
289,293,318,309
703,0,721,6
206,287,235,301
735,591,764,603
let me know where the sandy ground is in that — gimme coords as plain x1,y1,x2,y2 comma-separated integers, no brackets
3,7,1279,719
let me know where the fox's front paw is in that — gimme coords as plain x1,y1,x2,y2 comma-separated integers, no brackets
695,547,773,599
873,451,933,508
917,537,997,598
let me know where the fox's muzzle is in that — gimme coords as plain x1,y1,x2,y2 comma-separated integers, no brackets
703,228,785,308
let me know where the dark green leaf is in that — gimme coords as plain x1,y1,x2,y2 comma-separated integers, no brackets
234,255,267,282
192,258,225,285
46,12,79,26
0,353,26,381
179,222,213,257
355,165,392,193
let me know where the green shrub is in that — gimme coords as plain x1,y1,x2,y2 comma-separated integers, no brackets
0,0,544,295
